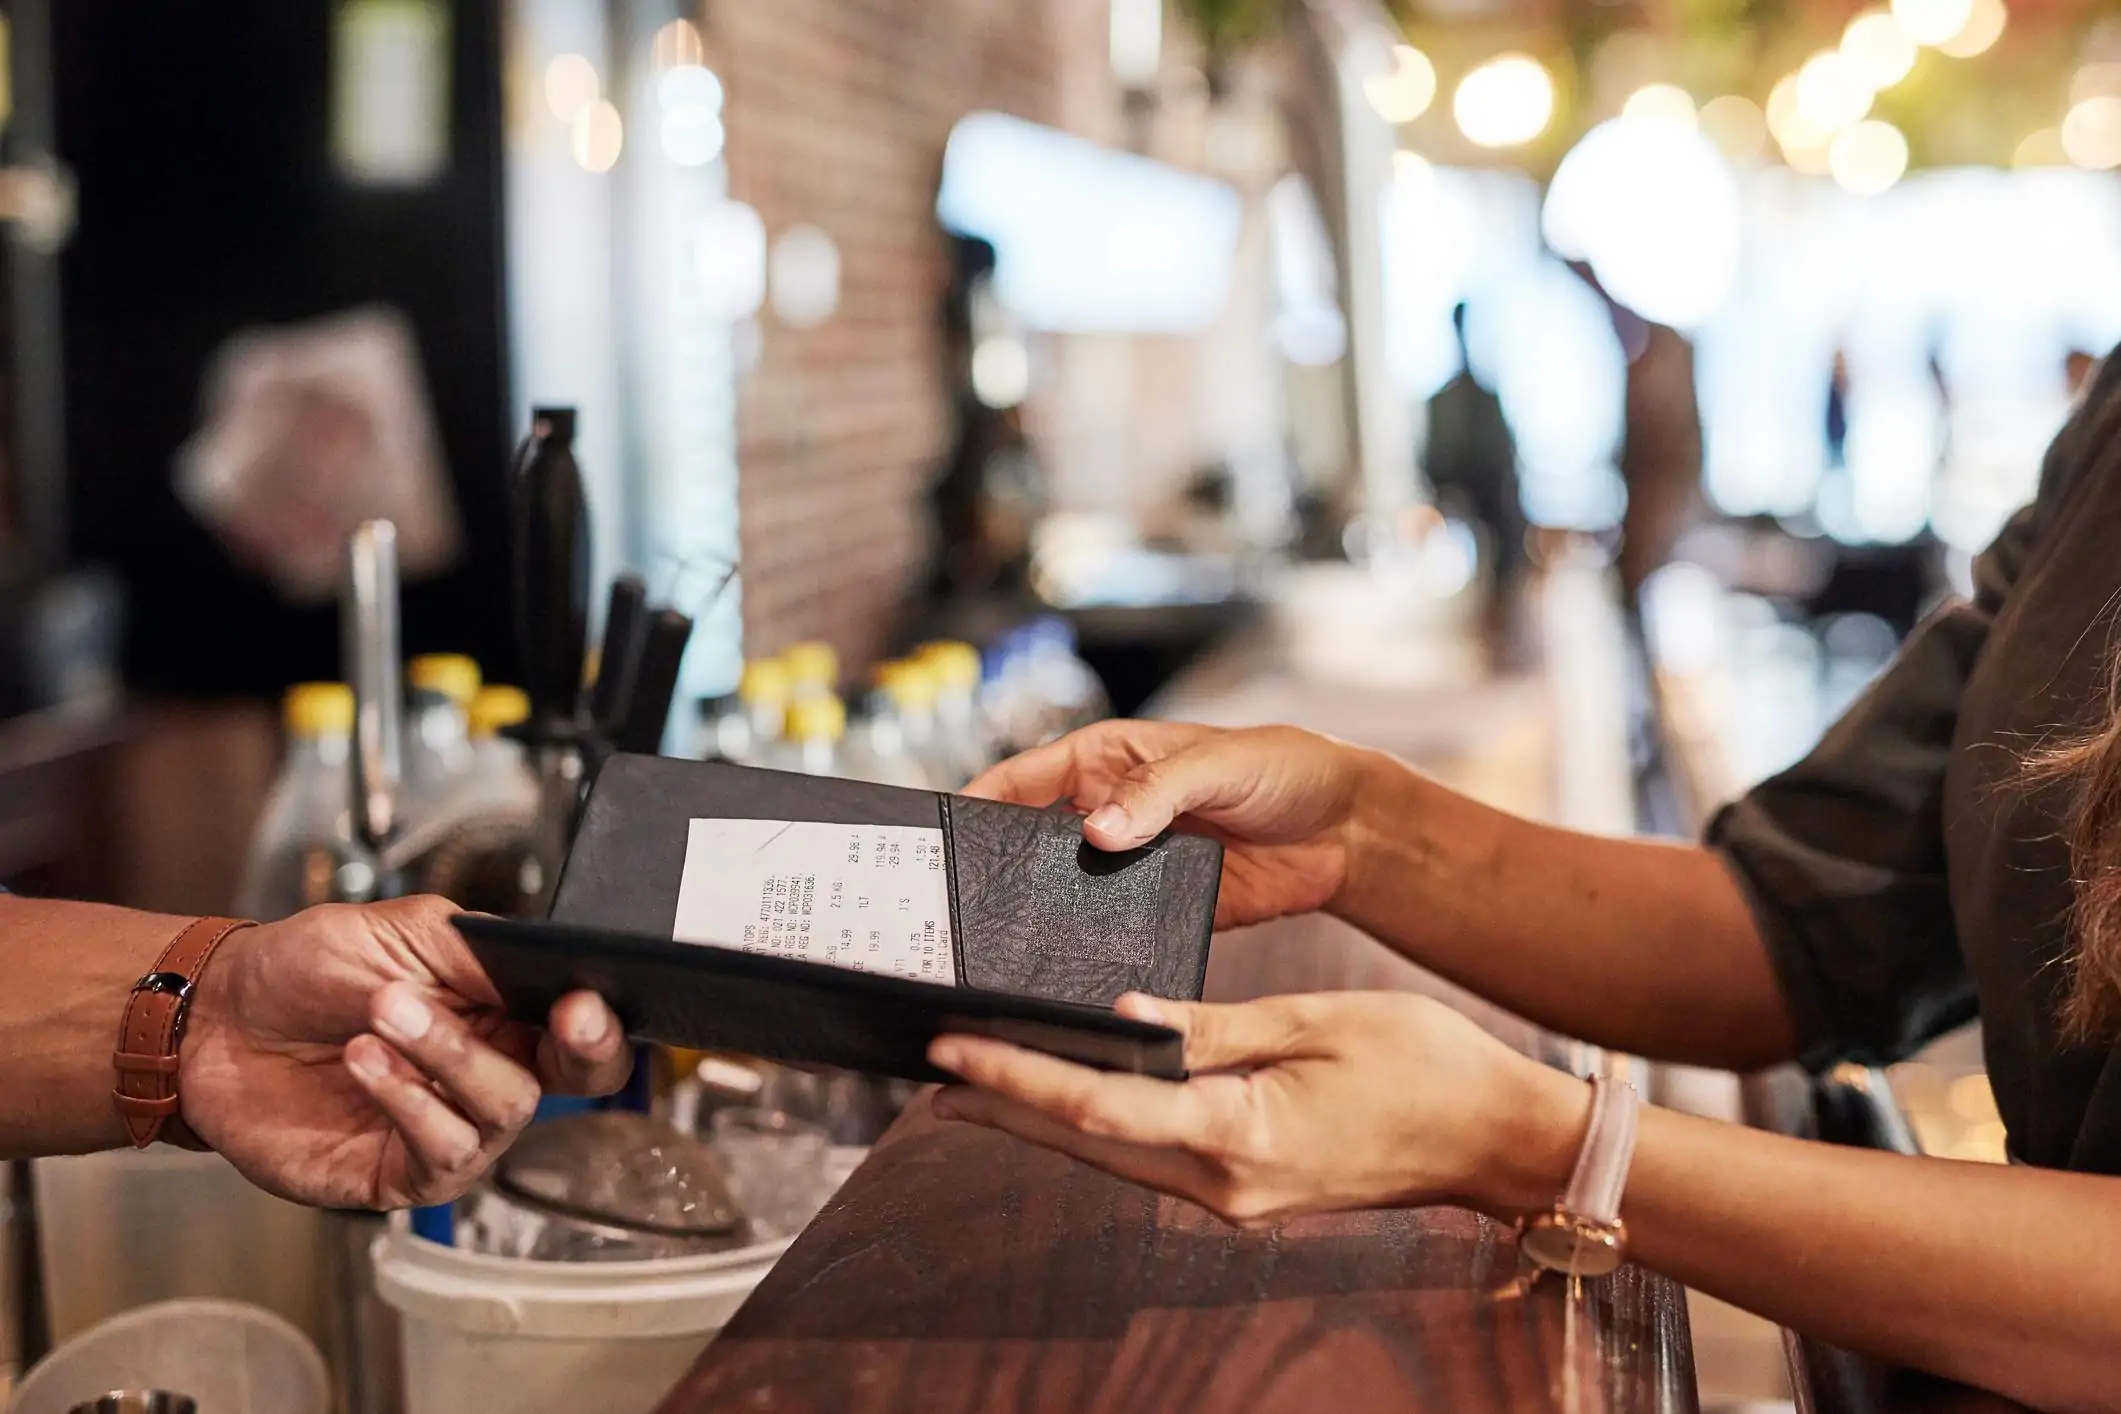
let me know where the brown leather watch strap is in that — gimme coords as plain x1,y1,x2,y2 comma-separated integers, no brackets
112,916,255,1150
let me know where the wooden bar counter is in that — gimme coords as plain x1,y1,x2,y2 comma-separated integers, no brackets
658,919,1697,1414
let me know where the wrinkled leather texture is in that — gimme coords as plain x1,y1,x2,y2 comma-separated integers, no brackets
946,796,1219,1005
553,755,1220,1007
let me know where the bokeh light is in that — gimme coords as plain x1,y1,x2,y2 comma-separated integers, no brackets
1364,45,1437,126
1542,115,1742,329
544,53,600,125
1891,0,1975,47
2012,127,2065,168
657,64,725,114
1453,54,1555,149
571,98,624,173
1935,0,2005,59
660,107,725,166
650,19,706,71
1828,119,1909,194
1840,10,1917,90
1795,50,1873,132
1698,95,1768,162
1767,72,1834,169
1622,83,1696,129
657,64,727,167
971,337,1031,408
695,200,769,320
769,225,842,330
2063,95,2121,170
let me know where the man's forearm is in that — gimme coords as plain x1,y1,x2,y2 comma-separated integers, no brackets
0,896,195,1157
1330,753,1799,1070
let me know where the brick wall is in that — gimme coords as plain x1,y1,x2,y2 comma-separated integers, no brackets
716,0,1064,667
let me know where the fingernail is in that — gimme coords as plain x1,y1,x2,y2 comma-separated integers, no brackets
930,1040,964,1074
1085,805,1129,838
574,1006,612,1050
376,989,433,1044
932,1093,960,1121
346,1044,389,1082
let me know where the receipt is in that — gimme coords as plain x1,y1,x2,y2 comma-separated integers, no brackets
672,818,957,986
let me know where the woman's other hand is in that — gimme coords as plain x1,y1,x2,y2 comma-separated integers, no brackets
928,991,1586,1228
178,895,631,1210
963,721,1381,931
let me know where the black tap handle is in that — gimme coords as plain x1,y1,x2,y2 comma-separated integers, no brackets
613,608,695,756
510,408,592,741
589,573,650,737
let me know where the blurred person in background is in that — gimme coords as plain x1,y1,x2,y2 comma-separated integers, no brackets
931,349,2121,1409
919,233,1045,613
1824,348,1851,472
1571,263,1703,607
1422,303,1526,615
0,891,626,1210
1927,334,1956,481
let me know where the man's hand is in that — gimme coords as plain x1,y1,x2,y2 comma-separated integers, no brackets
178,895,630,1210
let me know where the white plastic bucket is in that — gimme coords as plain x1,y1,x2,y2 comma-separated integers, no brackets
370,1222,790,1414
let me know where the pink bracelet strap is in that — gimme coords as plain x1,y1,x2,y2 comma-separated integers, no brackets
1518,1075,1641,1279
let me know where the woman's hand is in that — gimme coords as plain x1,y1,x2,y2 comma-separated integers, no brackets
178,895,631,1210
964,722,1384,931
927,991,1586,1228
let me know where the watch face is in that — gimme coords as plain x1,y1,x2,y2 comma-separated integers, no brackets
1521,1215,1625,1278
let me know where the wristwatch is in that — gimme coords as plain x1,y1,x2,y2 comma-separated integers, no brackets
111,916,255,1150
1518,1073,1641,1279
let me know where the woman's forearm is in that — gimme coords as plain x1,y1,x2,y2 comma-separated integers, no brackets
1494,1071,2121,1412
1331,750,1798,1070
0,895,194,1157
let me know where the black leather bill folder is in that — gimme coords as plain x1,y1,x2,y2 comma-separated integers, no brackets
455,753,1223,1083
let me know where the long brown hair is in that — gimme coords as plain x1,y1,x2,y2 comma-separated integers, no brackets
2032,651,2121,1042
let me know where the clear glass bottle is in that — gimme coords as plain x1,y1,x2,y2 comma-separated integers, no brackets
403,653,481,824
917,640,996,787
461,685,541,820
238,683,356,920
844,676,937,790
876,659,955,790
737,658,794,769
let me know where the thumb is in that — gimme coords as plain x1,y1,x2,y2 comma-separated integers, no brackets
1081,741,1254,850
1117,993,1327,1072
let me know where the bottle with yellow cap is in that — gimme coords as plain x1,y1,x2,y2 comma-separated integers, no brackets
404,653,482,822
459,685,540,819
782,641,840,702
845,660,943,790
914,640,997,787
785,692,848,778
711,657,793,768
238,683,357,920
